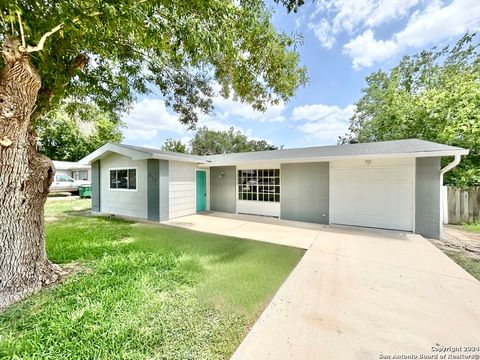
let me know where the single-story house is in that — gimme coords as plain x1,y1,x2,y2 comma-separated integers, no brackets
80,139,468,239
52,160,91,181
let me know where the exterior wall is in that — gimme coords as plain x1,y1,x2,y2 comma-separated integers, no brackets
91,160,101,212
210,166,236,213
415,157,441,239
100,153,148,219
159,160,169,221
169,161,198,219
281,162,329,224
147,159,160,222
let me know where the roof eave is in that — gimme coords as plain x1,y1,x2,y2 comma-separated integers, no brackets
198,149,469,167
80,143,153,164
151,153,209,164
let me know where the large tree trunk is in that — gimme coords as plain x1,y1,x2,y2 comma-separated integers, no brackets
0,37,62,310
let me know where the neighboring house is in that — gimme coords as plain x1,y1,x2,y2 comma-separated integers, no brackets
52,160,91,181
80,139,468,239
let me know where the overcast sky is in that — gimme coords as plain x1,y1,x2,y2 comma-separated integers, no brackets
121,0,480,149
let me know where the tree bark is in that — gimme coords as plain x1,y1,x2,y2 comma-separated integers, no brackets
0,37,62,310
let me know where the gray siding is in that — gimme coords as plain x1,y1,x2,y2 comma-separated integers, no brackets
91,160,101,212
99,154,148,219
159,160,169,221
210,166,236,213
281,162,329,224
415,157,441,239
147,159,160,222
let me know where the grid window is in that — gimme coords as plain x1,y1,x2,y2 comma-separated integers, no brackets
110,169,137,190
238,169,280,202
72,170,89,181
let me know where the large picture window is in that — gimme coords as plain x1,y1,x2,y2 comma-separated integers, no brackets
110,168,137,190
238,169,280,202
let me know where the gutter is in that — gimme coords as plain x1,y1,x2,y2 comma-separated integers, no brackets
440,154,462,177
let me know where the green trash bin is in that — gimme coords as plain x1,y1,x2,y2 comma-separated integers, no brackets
79,185,92,199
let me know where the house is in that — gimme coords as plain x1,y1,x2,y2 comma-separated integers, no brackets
52,160,91,181
80,139,469,239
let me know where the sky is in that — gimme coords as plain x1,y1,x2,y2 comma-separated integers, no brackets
121,0,480,150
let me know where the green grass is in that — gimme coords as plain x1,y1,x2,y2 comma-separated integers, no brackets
462,223,480,234
44,198,92,222
0,199,303,359
444,250,480,281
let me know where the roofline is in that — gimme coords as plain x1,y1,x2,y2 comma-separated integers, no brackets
198,149,469,167
80,141,469,166
79,143,209,164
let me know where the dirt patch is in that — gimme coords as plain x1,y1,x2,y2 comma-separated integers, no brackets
434,226,480,260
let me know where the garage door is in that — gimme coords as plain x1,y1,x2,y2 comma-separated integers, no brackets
330,160,414,231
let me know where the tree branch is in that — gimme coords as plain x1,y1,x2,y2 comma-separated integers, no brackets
26,23,64,53
16,12,26,48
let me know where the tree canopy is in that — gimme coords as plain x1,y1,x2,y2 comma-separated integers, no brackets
341,34,480,187
162,126,278,155
161,138,188,153
37,103,124,161
1,1,307,129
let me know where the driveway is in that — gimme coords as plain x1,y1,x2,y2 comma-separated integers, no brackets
165,213,480,359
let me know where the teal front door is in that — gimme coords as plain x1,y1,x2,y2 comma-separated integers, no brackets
196,171,207,212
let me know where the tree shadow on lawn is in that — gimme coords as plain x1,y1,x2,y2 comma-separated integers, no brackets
1,215,304,359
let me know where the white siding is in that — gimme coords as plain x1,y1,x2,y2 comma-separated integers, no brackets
169,161,198,219
100,154,148,219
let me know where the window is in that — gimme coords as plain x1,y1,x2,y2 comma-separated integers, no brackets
238,169,280,202
56,174,74,182
72,170,89,181
110,169,137,190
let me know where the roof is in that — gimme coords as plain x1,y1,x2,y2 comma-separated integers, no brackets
80,139,469,166
80,143,209,164
52,160,91,170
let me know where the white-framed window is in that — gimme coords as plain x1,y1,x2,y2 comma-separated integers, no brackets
110,168,137,190
72,170,89,181
238,169,280,202
55,174,75,182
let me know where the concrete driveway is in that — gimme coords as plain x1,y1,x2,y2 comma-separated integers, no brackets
165,213,480,359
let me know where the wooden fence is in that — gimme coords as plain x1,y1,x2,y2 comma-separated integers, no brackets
446,187,480,224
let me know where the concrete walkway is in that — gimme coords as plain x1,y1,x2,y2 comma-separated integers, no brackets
165,213,480,359
164,212,323,249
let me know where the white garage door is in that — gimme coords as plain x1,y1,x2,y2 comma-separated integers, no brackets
330,159,414,231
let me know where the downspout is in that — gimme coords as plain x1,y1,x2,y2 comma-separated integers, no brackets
439,154,462,229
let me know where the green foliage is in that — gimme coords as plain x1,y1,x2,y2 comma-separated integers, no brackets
161,138,188,153
190,126,278,155
37,103,123,161
273,0,306,13
1,1,307,128
0,199,303,359
342,34,480,187
463,222,480,234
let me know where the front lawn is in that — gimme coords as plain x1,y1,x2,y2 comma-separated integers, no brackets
0,200,304,359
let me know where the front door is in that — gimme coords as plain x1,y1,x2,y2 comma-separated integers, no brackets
196,170,207,212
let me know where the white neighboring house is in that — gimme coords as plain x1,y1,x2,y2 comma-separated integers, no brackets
51,160,91,193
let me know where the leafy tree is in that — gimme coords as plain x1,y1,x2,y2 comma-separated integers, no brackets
161,139,187,153
0,1,306,308
190,126,278,155
38,104,124,161
341,34,480,187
